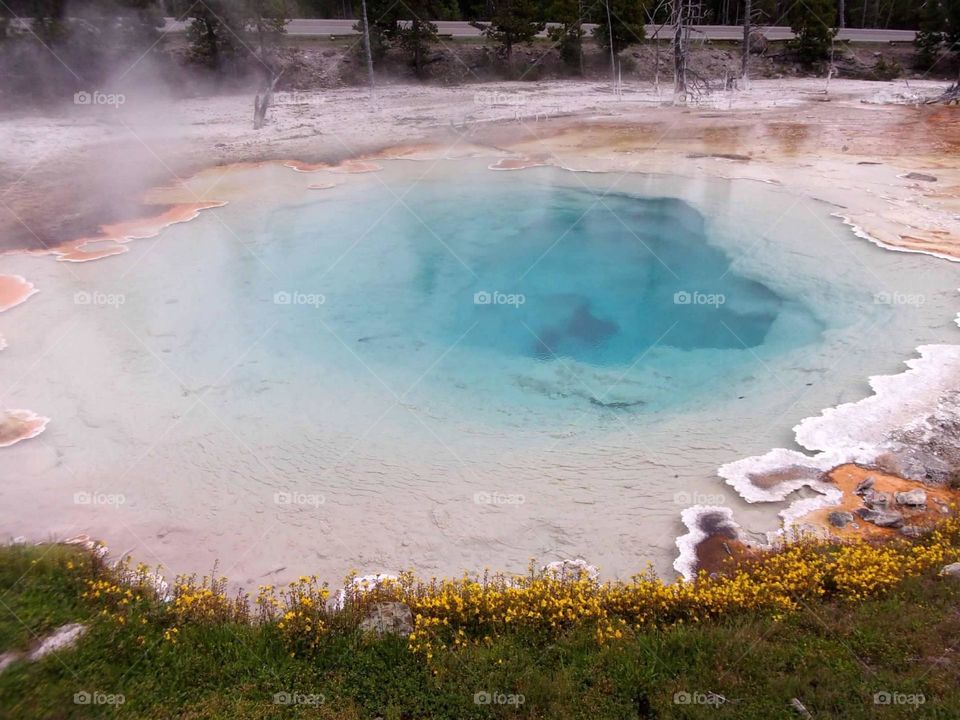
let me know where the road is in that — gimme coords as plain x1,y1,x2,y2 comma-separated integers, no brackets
161,18,916,42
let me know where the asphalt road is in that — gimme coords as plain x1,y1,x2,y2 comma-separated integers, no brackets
161,18,916,42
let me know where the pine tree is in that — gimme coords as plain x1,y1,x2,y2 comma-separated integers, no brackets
787,0,837,65
547,0,585,73
592,0,647,56
482,0,545,62
915,1,945,69
946,0,960,54
176,0,288,69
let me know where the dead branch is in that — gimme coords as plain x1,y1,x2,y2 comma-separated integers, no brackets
925,82,960,105
253,68,284,130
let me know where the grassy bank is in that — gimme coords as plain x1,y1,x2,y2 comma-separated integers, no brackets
2,533,960,719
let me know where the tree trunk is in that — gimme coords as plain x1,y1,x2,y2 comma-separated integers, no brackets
253,69,282,130
838,0,845,29
742,0,751,79
413,18,423,77
204,18,218,68
674,0,687,102
605,0,616,84
360,0,376,98
578,0,584,75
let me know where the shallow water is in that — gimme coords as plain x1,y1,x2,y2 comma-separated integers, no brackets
0,159,957,585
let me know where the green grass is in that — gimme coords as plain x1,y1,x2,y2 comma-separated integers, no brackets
1,544,960,718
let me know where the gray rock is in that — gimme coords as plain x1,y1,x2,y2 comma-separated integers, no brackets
940,563,960,578
900,525,924,539
26,623,87,662
904,172,937,182
0,651,20,673
791,698,814,719
877,446,952,485
895,489,927,507
793,522,831,540
862,489,890,507
855,476,876,495
827,511,855,528
855,507,905,528
359,602,414,637
1,623,88,675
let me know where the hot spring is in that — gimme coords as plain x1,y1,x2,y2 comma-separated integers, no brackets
1,158,956,584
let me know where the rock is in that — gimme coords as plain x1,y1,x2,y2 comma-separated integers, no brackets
359,602,414,637
862,489,890,507
827,511,855,528
1,623,88,675
27,623,87,662
900,525,924,539
542,558,599,582
0,651,20,673
855,476,876,495
793,522,831,540
904,172,937,182
877,446,952,485
791,698,814,718
939,563,960,579
895,489,927,507
855,507,904,528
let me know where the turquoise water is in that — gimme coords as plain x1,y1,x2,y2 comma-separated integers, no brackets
1,158,958,583
260,169,822,414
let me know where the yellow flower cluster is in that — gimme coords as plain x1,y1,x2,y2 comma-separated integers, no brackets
72,514,960,660
256,576,331,653
171,573,249,625
79,558,151,625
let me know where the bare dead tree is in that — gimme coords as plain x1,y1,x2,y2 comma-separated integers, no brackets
604,0,616,85
253,68,283,130
644,0,672,93
926,82,960,105
360,0,376,100
673,0,686,102
578,0,585,75
741,0,751,79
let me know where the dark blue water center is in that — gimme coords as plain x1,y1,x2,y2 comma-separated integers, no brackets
445,189,786,365
263,173,823,411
